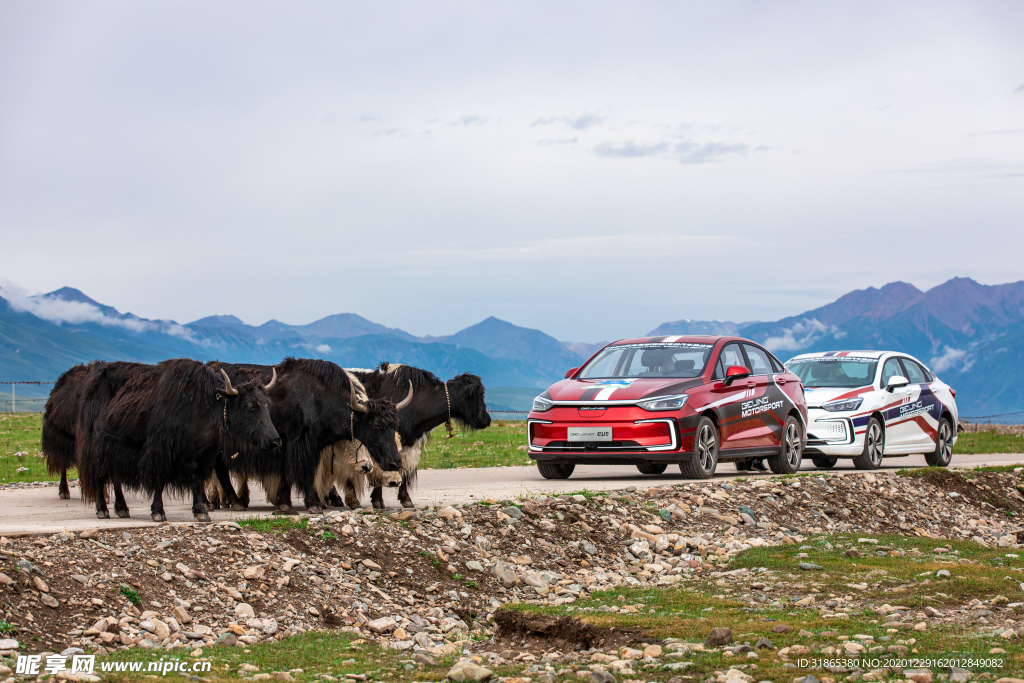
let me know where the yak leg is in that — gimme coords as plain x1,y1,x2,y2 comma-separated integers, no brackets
95,486,110,519
150,484,167,523
192,482,212,522
238,478,250,508
326,485,344,508
113,484,130,518
397,478,415,508
58,469,71,500
302,484,323,516
215,461,246,511
342,480,361,509
370,486,385,510
273,476,299,516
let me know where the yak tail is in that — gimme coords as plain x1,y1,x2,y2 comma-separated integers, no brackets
41,418,77,476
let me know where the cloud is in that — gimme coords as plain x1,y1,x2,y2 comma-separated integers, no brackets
763,318,842,351
316,343,332,354
592,141,669,158
531,114,605,131
1016,83,1024,93
0,281,199,342
534,137,578,146
929,346,974,374
894,158,1024,179
673,141,750,164
453,115,487,127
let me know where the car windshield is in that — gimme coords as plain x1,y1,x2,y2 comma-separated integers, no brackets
578,343,713,379
787,357,878,388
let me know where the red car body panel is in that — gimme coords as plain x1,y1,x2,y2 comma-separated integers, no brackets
528,335,808,466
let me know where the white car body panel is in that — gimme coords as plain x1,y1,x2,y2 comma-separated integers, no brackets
785,351,958,459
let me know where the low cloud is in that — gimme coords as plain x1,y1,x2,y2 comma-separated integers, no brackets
531,113,605,131
929,346,974,374
453,115,487,127
535,137,578,146
0,281,199,343
673,141,750,164
316,343,332,354
763,318,843,351
592,140,669,158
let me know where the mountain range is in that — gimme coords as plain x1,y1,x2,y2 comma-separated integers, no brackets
0,277,1021,415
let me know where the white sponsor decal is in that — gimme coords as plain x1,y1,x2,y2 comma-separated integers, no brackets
741,396,784,418
898,400,933,420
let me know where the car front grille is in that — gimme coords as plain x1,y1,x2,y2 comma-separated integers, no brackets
543,440,644,451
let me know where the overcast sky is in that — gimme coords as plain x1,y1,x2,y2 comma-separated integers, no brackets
1,1,1022,342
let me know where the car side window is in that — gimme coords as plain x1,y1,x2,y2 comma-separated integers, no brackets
714,343,745,379
902,359,929,384
880,358,904,387
742,344,772,376
769,354,784,373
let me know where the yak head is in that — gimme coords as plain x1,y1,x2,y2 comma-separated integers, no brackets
219,369,282,452
350,378,412,472
448,373,491,430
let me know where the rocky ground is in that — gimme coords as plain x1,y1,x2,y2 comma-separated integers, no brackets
0,467,1023,682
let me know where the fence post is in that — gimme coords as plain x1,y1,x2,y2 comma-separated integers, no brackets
9,384,12,414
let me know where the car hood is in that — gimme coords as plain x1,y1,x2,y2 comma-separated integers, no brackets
803,385,874,406
541,377,704,403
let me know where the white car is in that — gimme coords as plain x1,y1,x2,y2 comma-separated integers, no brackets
784,351,958,470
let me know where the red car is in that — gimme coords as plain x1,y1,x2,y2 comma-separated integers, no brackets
528,336,808,479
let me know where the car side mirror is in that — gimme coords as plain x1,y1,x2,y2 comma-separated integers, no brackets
565,367,579,379
723,365,751,386
886,375,909,392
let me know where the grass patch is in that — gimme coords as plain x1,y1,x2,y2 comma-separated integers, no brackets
419,420,530,470
117,585,141,607
955,429,1024,455
0,413,61,483
237,516,309,534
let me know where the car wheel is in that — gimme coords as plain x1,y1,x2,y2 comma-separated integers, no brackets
537,462,575,480
811,457,839,469
768,416,804,474
679,416,718,479
853,417,884,470
636,463,668,475
925,417,954,467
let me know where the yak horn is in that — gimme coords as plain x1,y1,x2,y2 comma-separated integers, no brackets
350,386,368,413
264,368,277,391
220,369,238,396
395,380,414,410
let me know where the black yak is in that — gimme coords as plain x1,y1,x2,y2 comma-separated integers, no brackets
76,359,280,522
336,363,491,509
207,357,408,515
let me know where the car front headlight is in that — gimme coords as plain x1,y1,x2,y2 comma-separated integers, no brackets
532,396,554,413
636,394,689,412
822,398,863,412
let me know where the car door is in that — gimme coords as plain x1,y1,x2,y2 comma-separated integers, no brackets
741,343,782,447
879,356,916,450
900,358,937,446
709,342,758,450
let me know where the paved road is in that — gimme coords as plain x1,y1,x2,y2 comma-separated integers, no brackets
2,452,1022,536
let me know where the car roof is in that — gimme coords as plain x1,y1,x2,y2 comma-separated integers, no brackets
787,350,888,360
610,335,733,346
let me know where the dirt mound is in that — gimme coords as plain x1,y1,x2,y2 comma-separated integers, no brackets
490,608,637,652
918,469,1024,513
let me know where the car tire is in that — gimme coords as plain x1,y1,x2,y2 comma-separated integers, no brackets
853,417,884,470
925,417,954,467
768,416,804,474
679,416,718,479
636,463,668,475
811,457,839,469
537,462,575,480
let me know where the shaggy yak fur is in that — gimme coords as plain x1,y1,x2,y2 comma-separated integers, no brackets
206,358,404,515
43,361,107,501
76,359,280,522
331,362,491,509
